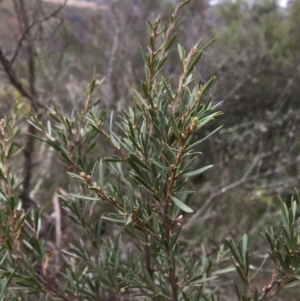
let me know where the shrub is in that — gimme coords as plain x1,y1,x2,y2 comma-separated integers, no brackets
0,1,300,301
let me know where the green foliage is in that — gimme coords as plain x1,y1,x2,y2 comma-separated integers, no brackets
227,195,300,301
0,1,300,301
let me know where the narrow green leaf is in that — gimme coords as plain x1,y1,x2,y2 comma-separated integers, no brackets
162,78,173,99
140,261,156,290
105,157,126,162
262,231,275,250
150,158,170,172
129,154,150,171
201,76,216,98
188,274,203,283
226,238,243,267
187,126,222,150
169,114,180,139
6,142,14,159
135,90,149,109
201,37,217,51
171,196,193,213
178,43,185,62
189,276,217,286
68,194,100,201
90,161,98,178
251,289,258,301
186,51,202,75
99,158,104,187
276,251,286,270
101,216,126,224
109,111,114,135
125,215,132,225
170,227,182,250
164,33,177,52
147,20,154,30
184,165,213,177
128,158,145,179
67,172,86,183
234,283,241,301
242,234,248,263
179,0,191,9
183,73,194,87
132,175,153,192
0,264,19,299
156,56,168,72
26,120,43,132
235,265,247,284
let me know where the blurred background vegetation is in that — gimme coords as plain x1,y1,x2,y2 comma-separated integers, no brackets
0,0,299,300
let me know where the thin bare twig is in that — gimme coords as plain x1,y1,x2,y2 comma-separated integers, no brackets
0,0,67,210
0,49,37,106
9,0,67,66
258,279,279,301
183,155,300,230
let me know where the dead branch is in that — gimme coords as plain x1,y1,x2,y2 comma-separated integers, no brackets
0,48,37,106
183,154,300,230
0,0,67,210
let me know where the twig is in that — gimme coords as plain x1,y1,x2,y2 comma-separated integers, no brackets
0,0,67,210
9,0,67,66
258,279,279,301
183,155,300,230
0,49,37,106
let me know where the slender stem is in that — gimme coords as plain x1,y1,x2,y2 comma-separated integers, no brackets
258,279,280,301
